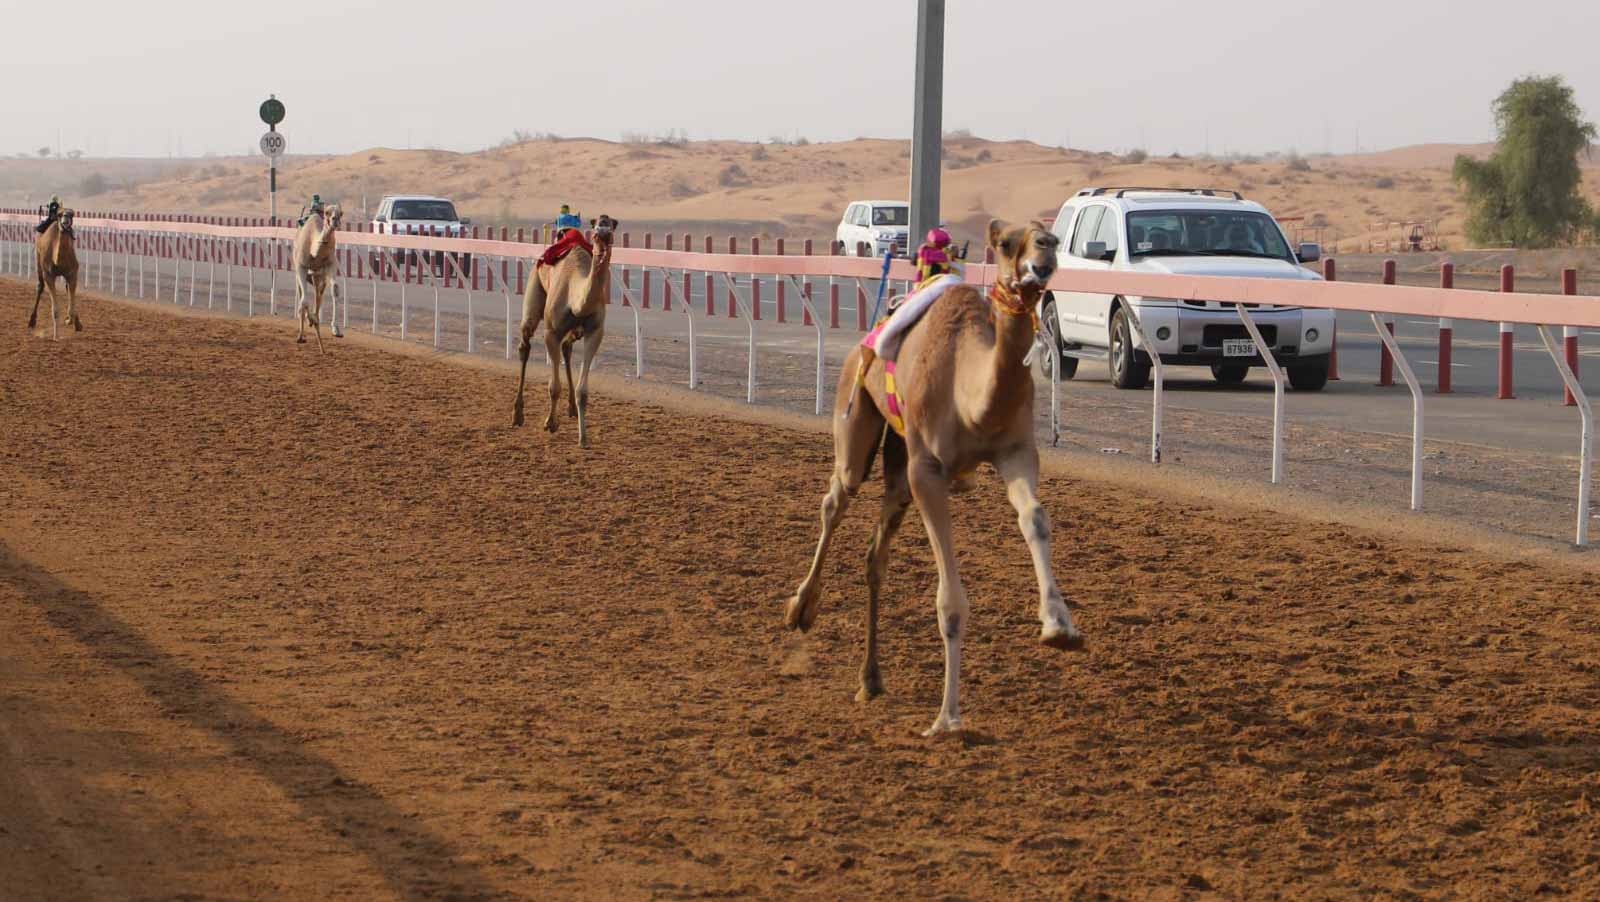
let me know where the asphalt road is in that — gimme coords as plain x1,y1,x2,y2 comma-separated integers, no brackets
37,248,1600,459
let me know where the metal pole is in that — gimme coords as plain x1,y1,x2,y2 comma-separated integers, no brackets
909,0,944,248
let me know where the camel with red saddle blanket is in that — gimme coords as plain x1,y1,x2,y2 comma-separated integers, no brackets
786,218,1083,737
511,216,618,448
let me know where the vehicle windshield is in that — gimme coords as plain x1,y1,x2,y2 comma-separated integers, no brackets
390,200,458,221
1126,210,1292,261
871,206,909,226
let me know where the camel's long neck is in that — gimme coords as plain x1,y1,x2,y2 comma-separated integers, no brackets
576,245,612,314
973,285,1042,432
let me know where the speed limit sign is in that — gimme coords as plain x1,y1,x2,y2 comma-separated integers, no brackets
260,131,286,159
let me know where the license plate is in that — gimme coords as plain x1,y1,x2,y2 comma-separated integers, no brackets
1223,339,1255,357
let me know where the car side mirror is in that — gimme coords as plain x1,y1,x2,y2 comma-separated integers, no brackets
374,215,387,223
1085,240,1115,262
459,217,471,225
1297,242,1321,263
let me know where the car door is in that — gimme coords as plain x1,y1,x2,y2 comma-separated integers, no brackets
1054,204,1108,345
1079,206,1123,336
838,204,858,249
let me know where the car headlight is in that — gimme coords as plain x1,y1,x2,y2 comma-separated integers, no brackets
1305,328,1320,343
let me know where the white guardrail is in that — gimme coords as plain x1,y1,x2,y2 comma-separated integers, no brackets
3,211,1596,545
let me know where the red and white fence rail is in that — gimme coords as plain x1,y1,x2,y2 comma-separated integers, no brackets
3,210,1596,545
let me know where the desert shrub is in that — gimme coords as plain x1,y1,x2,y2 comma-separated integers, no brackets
655,129,689,147
1286,152,1312,172
718,164,751,188
750,144,769,161
80,172,110,196
1121,148,1149,164
1375,176,1396,189
944,128,974,139
669,178,701,197
976,148,993,162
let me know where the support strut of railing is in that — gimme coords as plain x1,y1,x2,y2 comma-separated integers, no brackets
650,266,699,390
718,273,759,403
1370,312,1425,510
1235,304,1284,484
1537,325,1593,546
1122,304,1165,464
780,274,827,415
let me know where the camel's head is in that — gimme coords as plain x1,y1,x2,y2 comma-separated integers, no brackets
311,204,342,255
591,215,618,248
987,219,1058,294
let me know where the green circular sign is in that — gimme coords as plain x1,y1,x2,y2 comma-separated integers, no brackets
259,96,285,126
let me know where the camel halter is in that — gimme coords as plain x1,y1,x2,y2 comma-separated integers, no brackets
988,280,1040,331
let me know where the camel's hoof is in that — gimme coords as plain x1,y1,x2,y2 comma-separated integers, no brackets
27,315,37,329
296,336,307,344
784,592,818,632
71,317,82,332
1041,624,1086,651
855,679,884,704
922,716,963,738
331,327,344,339
544,419,558,434
578,438,591,450
512,412,524,428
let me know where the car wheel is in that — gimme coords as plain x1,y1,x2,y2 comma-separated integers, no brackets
1210,363,1249,385
1109,306,1150,389
1289,360,1330,391
1036,298,1079,381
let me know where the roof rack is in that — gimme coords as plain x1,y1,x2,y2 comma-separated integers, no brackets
1075,186,1245,200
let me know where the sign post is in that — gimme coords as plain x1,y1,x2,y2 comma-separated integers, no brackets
259,95,286,224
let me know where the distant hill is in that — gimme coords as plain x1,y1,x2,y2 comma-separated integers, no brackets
4,139,1597,253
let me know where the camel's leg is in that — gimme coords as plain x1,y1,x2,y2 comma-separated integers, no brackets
295,268,309,343
328,273,343,338
909,454,967,736
46,274,60,341
573,326,603,449
994,445,1084,650
28,272,44,330
786,372,885,632
543,330,563,433
66,270,81,331
309,278,326,355
562,339,578,418
512,276,548,426
859,428,910,702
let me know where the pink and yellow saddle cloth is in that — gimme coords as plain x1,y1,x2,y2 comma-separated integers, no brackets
856,274,964,436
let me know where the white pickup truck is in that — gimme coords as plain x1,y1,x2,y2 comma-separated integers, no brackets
369,194,472,276
1037,187,1333,391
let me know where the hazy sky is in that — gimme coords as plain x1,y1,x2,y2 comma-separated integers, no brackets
6,0,1598,158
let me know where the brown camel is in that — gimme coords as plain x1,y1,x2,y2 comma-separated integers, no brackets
512,215,617,448
29,212,81,339
291,204,344,353
786,219,1082,736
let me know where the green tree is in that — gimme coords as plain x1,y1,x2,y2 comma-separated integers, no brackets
1454,75,1596,247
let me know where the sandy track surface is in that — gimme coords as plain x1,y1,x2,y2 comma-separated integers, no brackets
3,283,1600,900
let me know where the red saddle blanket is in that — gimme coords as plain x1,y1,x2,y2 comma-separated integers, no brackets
537,230,593,268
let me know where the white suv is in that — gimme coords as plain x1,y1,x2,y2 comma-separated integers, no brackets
1037,187,1333,391
370,194,472,275
836,200,910,256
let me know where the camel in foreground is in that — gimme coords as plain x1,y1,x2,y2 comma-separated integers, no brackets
787,219,1082,736
512,215,617,448
29,213,81,338
292,204,344,352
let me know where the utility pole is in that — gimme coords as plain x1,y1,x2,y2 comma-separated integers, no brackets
909,0,944,251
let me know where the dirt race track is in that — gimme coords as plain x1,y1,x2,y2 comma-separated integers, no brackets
3,281,1600,901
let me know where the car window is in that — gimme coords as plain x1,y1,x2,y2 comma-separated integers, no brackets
1093,207,1120,255
1071,206,1105,258
871,206,909,226
391,200,458,221
842,204,855,224
1052,206,1078,246
855,206,870,226
1126,210,1293,260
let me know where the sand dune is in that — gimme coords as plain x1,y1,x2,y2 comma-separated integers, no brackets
6,137,1598,253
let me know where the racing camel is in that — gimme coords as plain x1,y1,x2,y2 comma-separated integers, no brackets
786,219,1082,736
291,204,344,352
28,212,81,338
511,215,617,448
